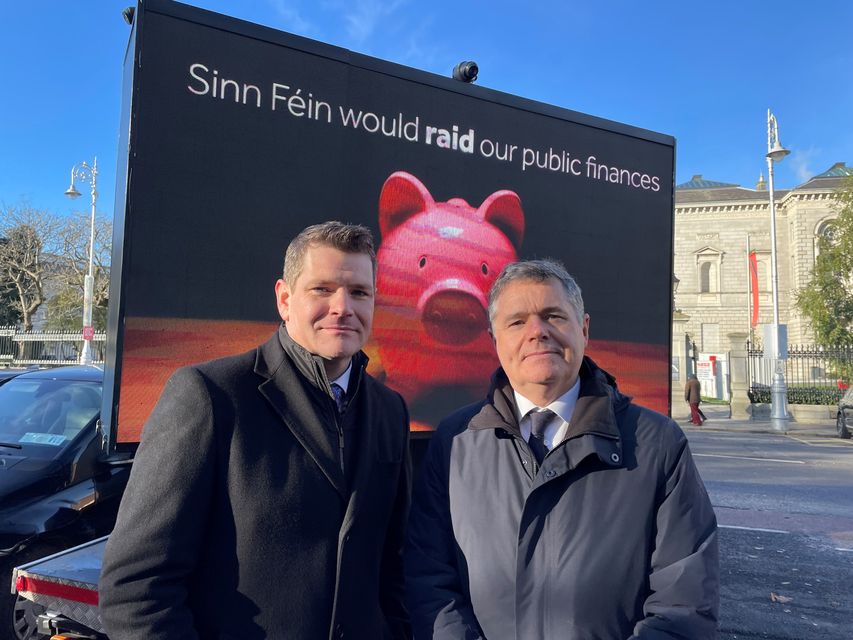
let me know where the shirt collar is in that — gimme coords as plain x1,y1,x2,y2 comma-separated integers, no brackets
513,377,581,425
330,361,352,394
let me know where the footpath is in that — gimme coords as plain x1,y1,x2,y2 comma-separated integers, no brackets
678,404,842,439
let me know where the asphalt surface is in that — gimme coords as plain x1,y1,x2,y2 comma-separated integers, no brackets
680,407,853,639
717,527,850,639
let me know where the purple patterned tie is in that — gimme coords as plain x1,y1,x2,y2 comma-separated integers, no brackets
331,383,346,414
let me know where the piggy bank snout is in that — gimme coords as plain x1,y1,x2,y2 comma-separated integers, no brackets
421,288,488,346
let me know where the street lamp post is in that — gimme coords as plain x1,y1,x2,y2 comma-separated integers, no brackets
64,157,98,366
765,111,790,431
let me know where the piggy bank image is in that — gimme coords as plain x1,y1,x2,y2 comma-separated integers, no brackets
373,171,525,420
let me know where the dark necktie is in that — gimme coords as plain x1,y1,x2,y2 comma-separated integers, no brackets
331,383,347,414
527,409,553,465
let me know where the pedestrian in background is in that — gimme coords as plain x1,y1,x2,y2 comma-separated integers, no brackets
686,373,704,425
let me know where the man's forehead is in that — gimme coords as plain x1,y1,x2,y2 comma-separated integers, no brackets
301,247,371,267
495,278,566,308
302,244,374,273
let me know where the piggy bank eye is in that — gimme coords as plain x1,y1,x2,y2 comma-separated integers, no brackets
419,256,427,269
481,262,489,275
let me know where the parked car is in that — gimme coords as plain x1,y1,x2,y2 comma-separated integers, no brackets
0,370,25,385
0,366,131,640
837,387,853,439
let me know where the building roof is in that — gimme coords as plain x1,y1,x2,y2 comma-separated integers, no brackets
676,186,783,204
675,163,848,204
676,175,739,190
814,162,853,179
793,162,853,191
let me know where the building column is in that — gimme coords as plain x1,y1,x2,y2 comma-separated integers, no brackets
727,332,750,419
671,321,690,418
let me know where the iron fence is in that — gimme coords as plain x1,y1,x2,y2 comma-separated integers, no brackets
0,326,106,367
747,341,853,405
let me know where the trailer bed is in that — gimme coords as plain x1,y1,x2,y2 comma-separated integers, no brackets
12,536,106,634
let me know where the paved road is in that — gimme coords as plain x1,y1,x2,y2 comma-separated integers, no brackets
717,527,850,639
688,429,853,548
685,428,853,638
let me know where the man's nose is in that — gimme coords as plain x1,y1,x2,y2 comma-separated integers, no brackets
329,288,353,315
524,315,549,339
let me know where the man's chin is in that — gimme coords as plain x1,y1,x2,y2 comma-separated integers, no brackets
318,339,364,361
521,362,564,378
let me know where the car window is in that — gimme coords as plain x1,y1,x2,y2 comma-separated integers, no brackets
843,387,853,405
0,378,101,458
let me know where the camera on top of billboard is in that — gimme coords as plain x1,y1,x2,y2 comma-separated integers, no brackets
452,61,479,83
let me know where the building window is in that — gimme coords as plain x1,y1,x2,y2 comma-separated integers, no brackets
817,220,837,243
695,247,723,301
699,262,715,293
815,219,838,262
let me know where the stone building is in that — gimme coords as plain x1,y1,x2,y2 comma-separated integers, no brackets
671,162,852,395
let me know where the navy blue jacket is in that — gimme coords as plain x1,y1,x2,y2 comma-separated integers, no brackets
406,358,718,639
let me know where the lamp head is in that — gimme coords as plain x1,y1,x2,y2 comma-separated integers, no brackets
65,185,82,199
767,141,790,163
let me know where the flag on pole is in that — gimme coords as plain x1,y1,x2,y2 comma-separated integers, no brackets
748,251,759,327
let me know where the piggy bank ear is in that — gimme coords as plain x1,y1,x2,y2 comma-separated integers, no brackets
479,190,525,251
379,172,434,237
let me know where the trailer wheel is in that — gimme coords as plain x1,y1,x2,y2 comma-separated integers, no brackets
0,570,46,640
1,547,57,640
11,595,46,640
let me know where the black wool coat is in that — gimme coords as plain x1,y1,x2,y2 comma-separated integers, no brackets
99,328,411,640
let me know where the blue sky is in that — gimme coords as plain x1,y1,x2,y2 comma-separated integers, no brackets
1,1,851,219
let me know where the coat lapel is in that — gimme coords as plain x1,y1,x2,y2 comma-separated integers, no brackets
339,382,378,535
255,333,347,500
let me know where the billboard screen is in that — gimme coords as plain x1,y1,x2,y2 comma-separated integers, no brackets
106,0,674,444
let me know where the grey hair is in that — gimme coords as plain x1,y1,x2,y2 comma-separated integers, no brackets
488,259,585,326
283,221,376,286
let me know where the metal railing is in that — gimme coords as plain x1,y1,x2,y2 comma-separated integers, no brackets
0,326,106,367
747,341,853,405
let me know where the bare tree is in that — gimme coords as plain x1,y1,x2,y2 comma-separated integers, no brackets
48,212,112,330
0,205,62,331
0,238,22,326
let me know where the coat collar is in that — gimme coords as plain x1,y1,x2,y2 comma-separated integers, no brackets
255,324,367,394
469,356,627,470
254,327,368,500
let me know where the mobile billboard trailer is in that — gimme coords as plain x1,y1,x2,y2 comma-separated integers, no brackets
13,0,675,635
106,0,675,451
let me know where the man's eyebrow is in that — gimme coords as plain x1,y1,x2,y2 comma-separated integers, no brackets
539,306,567,315
304,278,374,290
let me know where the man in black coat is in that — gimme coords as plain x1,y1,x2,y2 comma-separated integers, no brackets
100,222,411,640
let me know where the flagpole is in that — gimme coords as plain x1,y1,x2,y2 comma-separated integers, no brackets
746,235,753,343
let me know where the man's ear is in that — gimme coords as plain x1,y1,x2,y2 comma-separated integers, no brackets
275,279,290,323
582,313,590,345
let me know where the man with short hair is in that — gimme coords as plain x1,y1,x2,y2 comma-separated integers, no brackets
101,222,411,640
406,259,718,639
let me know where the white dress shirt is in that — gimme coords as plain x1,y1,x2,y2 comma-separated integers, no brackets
514,378,581,450
330,361,352,394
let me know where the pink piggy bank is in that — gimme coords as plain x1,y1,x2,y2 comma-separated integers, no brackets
373,171,525,419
